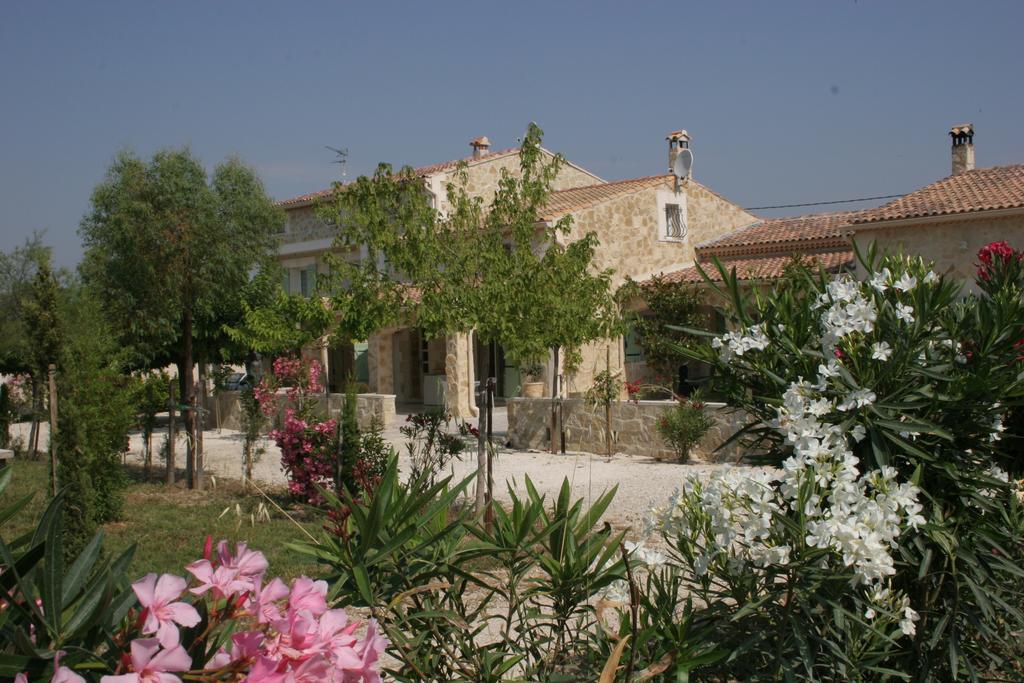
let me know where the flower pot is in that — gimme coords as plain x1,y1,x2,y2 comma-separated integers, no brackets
521,381,544,398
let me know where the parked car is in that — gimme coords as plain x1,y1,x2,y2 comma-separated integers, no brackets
223,372,253,391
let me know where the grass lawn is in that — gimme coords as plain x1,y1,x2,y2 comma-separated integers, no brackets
1,458,323,581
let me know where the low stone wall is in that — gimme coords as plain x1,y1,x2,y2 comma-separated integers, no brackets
208,391,396,433
506,398,750,462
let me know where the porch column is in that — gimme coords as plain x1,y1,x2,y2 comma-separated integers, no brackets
445,331,477,419
367,330,395,395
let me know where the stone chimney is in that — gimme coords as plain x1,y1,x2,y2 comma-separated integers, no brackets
666,130,690,174
950,123,975,175
470,136,491,159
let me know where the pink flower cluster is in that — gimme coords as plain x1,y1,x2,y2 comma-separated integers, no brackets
17,539,387,683
269,410,338,505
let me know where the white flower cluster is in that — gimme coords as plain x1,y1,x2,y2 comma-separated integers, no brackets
777,380,925,585
817,276,878,352
650,269,945,635
600,541,667,604
711,323,769,362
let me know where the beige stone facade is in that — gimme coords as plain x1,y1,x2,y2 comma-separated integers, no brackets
851,212,1024,285
507,397,748,462
273,134,759,419
561,179,756,286
551,178,755,398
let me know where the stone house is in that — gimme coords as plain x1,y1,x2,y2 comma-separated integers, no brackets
274,130,759,417
630,123,1024,389
849,125,1024,283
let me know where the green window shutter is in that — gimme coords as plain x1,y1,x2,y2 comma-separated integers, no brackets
300,265,317,297
624,326,644,362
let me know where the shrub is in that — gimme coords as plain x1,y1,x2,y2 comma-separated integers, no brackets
399,410,464,487
296,459,629,681
254,356,337,505
0,469,385,681
649,244,1024,679
655,395,713,461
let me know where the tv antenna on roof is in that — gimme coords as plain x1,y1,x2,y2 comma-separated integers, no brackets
326,145,349,180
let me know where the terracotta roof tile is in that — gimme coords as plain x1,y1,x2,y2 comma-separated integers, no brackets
650,249,854,285
853,165,1024,225
276,147,521,207
697,210,861,258
539,175,672,220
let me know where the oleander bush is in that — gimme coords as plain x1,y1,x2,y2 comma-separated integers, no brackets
0,467,385,682
650,242,1024,680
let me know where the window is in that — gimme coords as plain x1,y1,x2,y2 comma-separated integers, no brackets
299,265,317,297
624,325,645,363
665,203,685,239
282,271,291,295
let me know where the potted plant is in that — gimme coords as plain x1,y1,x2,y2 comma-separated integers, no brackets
520,361,545,398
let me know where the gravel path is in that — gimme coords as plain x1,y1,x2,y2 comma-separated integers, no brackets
11,412,758,537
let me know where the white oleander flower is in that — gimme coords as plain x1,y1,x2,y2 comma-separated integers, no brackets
871,341,893,361
895,303,915,324
868,268,891,293
837,388,876,411
923,270,939,284
900,606,920,636
851,424,867,442
894,273,917,292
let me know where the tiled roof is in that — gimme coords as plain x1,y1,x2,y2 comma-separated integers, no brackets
539,175,671,220
853,165,1024,225
650,249,854,285
276,147,520,207
697,210,862,258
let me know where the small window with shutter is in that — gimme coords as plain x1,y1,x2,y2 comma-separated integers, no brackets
665,203,685,239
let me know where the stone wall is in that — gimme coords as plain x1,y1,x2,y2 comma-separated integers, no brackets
562,179,756,287
851,214,1024,286
507,397,750,462
209,391,396,433
436,150,602,213
281,205,335,244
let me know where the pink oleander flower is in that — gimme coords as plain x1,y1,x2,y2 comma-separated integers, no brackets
288,577,328,616
17,651,86,683
245,577,290,624
100,638,191,683
52,650,87,683
185,560,248,600
241,655,288,682
207,629,265,670
132,573,201,648
217,541,269,582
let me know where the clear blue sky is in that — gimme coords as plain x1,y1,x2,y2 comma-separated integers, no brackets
3,1,1023,268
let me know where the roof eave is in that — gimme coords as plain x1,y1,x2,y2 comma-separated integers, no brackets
851,206,1024,231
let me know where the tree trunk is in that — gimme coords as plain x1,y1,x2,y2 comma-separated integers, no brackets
550,346,559,454
47,365,57,496
475,340,490,514
144,429,152,480
166,380,176,484
27,379,39,458
197,360,206,490
485,377,494,528
181,309,197,489
605,345,612,459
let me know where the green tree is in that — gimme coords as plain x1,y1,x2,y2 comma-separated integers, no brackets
0,233,53,374
21,253,64,474
619,274,708,390
320,123,619,510
79,148,283,488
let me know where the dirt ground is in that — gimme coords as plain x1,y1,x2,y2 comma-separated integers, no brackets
10,411,762,537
